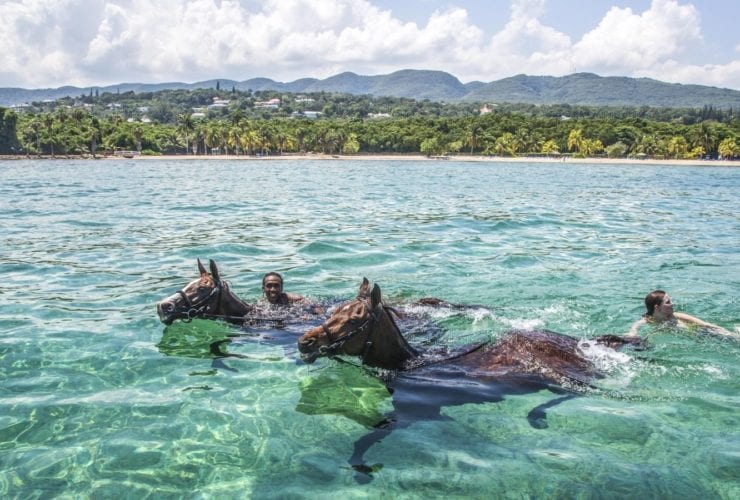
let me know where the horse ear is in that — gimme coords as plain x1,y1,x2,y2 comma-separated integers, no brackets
359,277,370,297
197,258,208,276
209,259,221,283
370,284,382,308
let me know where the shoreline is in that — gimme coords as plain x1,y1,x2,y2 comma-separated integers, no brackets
1,153,738,167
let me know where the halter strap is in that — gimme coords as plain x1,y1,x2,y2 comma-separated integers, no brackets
318,300,384,362
176,279,223,322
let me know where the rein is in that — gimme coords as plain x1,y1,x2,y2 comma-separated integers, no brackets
177,283,223,323
174,280,289,324
318,300,389,363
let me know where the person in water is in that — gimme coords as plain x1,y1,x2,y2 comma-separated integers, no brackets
261,272,305,305
628,290,732,336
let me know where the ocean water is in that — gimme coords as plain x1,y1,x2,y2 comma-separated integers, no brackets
0,159,738,498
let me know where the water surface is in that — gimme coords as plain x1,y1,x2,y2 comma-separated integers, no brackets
0,159,738,497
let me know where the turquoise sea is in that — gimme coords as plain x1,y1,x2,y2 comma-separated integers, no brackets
1,159,738,498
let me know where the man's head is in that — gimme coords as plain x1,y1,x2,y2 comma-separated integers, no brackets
262,272,284,304
644,290,673,320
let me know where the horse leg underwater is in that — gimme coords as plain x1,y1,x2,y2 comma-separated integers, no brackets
297,279,641,483
346,365,579,482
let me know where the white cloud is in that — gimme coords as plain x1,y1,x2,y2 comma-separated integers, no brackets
0,0,738,90
572,0,702,71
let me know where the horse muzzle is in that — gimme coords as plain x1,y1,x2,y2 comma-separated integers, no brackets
157,292,185,325
297,332,324,363
299,351,320,364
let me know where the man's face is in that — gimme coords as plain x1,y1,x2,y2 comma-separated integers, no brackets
263,276,283,303
654,294,674,320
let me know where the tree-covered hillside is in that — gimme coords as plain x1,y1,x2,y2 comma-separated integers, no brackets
3,71,740,108
2,85,738,159
464,73,740,108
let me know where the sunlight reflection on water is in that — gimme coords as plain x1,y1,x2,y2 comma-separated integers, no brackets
0,159,738,497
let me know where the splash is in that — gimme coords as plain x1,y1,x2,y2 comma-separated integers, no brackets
578,338,636,389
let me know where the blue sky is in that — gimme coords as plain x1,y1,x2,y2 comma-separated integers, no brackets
1,0,738,90
376,0,739,64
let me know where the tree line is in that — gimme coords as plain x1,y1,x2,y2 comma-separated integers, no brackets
1,89,739,159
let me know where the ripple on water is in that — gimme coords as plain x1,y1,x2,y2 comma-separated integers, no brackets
0,159,738,497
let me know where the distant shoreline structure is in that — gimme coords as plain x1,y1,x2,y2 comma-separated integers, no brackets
1,153,737,167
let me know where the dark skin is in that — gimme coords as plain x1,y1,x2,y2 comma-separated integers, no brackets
262,275,305,305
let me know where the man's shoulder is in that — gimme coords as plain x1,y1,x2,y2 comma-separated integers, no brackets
283,292,305,303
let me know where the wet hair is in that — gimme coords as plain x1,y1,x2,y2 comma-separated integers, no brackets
262,272,284,287
644,290,667,317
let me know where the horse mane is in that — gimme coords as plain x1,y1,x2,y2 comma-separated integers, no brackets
383,305,403,320
379,302,419,359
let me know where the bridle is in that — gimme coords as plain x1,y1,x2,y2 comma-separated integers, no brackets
173,279,225,323
317,297,389,363
169,278,291,324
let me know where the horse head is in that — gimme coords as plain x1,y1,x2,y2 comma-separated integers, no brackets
156,259,225,325
298,278,417,369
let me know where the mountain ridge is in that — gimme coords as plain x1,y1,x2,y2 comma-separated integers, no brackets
2,70,739,108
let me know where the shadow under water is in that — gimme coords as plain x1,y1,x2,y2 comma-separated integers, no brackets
296,353,588,484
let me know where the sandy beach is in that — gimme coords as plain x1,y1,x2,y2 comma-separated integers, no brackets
1,153,738,167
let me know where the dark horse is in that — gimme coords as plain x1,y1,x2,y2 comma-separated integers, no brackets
297,278,642,482
157,259,254,326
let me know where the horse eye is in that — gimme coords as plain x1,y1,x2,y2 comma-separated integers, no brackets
197,286,207,292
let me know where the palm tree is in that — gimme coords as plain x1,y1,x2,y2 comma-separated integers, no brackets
666,136,688,159
491,132,519,156
227,124,242,155
89,117,101,158
176,113,195,155
24,118,42,157
43,114,55,157
464,122,483,154
689,122,718,158
718,137,739,159
540,139,559,156
567,128,584,155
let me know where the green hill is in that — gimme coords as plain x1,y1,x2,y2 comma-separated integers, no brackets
2,71,739,108
464,73,740,108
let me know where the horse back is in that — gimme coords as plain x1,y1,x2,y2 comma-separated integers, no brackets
452,329,602,387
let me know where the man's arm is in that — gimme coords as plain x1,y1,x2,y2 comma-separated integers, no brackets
628,318,646,336
675,312,734,336
284,292,305,303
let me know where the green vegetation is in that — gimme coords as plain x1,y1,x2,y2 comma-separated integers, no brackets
0,107,20,154
465,73,740,108
1,87,738,159
3,71,740,108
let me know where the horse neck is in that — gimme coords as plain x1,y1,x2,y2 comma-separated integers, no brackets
362,307,419,370
216,283,253,320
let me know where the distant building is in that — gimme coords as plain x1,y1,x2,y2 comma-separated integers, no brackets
367,113,391,119
291,111,320,119
479,104,495,115
255,98,280,109
208,97,230,110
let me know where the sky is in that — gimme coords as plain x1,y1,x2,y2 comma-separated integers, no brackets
1,0,739,90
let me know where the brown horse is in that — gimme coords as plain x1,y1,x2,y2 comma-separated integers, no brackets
297,278,642,482
156,259,255,326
